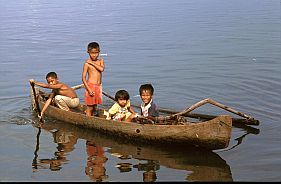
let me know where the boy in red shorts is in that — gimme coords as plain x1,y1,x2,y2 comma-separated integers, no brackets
82,42,105,116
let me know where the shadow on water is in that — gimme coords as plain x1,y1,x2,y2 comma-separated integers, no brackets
219,123,260,152
32,127,41,170
31,118,235,182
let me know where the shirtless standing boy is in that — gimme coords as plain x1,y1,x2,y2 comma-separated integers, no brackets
82,42,105,116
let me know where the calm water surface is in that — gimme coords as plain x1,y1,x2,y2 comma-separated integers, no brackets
0,0,280,182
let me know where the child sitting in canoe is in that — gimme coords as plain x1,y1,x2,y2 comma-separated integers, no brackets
105,90,136,122
138,84,159,122
29,72,80,120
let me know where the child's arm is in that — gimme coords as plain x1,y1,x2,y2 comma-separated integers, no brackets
29,79,63,90
126,100,136,114
128,106,136,114
86,59,104,72
40,93,55,119
149,103,159,117
81,63,94,96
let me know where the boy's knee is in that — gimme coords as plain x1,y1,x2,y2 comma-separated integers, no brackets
54,95,63,103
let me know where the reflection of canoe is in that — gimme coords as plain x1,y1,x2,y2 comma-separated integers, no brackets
41,121,233,182
31,87,232,150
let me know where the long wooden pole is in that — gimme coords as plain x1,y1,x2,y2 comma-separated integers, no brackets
71,83,84,90
102,91,115,101
156,98,258,125
152,108,259,125
30,82,44,123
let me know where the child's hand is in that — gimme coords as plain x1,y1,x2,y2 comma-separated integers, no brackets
103,110,111,120
88,90,94,96
29,79,35,84
38,113,43,120
86,60,93,65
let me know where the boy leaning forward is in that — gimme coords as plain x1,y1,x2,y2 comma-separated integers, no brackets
82,42,105,116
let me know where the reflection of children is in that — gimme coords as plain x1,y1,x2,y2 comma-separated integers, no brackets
53,130,78,153
82,42,104,116
29,72,79,119
107,90,136,122
139,84,159,121
143,170,157,182
39,130,78,171
85,141,108,182
133,160,159,182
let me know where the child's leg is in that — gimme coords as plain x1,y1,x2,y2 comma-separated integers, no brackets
93,104,97,112
54,95,70,111
85,105,94,116
93,104,99,116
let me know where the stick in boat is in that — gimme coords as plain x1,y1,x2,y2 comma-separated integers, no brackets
156,98,258,123
71,83,84,90
156,109,259,125
30,81,44,123
102,91,115,101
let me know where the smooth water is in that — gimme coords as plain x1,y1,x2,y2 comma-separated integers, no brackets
0,0,280,182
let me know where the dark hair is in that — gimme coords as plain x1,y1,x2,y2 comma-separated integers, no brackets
139,84,154,95
46,72,57,79
115,90,130,101
87,42,100,51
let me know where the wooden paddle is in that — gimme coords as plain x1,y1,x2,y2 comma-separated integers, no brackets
30,81,44,123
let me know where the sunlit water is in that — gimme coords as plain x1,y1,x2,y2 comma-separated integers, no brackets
0,0,280,182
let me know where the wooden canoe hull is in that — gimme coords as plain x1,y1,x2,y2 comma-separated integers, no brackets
31,88,232,150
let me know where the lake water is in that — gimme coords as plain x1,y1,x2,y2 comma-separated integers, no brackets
0,0,280,182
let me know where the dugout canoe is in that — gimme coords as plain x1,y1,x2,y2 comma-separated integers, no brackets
30,87,232,150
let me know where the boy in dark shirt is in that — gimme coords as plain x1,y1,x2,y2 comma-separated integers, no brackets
139,84,159,121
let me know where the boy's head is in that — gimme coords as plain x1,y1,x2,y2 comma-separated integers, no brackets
115,90,130,107
87,42,100,61
139,84,154,105
87,42,100,51
46,72,58,85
